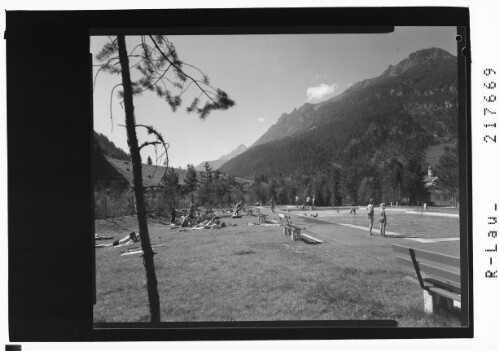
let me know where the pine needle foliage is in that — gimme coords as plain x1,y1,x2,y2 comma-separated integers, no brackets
95,35,235,122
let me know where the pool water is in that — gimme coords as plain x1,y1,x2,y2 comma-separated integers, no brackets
295,210,460,239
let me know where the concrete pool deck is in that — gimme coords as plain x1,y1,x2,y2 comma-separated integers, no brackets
262,207,462,259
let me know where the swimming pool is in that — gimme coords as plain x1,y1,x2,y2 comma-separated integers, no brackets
292,209,460,239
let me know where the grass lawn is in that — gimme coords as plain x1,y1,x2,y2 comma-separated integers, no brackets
94,216,461,326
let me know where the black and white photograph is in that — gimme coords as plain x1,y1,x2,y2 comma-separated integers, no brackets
7,1,499,349
91,27,467,326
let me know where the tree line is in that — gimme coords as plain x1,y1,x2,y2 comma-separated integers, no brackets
161,162,247,209
244,145,458,207
94,131,132,161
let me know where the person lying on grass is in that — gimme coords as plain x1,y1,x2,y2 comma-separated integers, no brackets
113,231,140,246
183,219,226,230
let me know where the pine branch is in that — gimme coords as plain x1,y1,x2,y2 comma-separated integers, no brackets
109,83,123,131
134,124,170,176
152,63,173,86
93,56,120,89
139,141,162,150
148,35,218,106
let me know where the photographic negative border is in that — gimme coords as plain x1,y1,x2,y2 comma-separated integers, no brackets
6,7,471,341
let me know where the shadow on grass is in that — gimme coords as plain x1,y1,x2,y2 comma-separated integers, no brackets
235,249,257,255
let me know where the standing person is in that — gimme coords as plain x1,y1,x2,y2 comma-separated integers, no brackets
380,203,387,237
235,200,243,216
188,202,196,226
270,196,275,214
312,196,316,210
306,196,311,210
295,195,300,208
366,201,374,236
170,207,176,224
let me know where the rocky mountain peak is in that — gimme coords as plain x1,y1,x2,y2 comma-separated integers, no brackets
382,47,453,78
250,47,456,150
219,46,458,180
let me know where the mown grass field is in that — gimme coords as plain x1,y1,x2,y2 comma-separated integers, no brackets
94,216,461,326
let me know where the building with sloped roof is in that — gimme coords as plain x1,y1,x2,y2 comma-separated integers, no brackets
422,165,457,206
93,155,187,219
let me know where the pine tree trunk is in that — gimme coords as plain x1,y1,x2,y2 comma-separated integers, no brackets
117,35,161,323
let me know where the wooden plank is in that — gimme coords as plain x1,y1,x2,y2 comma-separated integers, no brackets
121,250,143,256
301,233,324,243
424,277,461,294
392,244,460,268
395,255,460,285
415,262,460,286
395,255,421,270
279,213,290,223
405,276,461,300
259,216,267,224
427,286,461,302
300,235,319,244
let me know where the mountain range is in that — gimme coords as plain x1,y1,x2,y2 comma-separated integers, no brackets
219,47,458,179
195,144,247,171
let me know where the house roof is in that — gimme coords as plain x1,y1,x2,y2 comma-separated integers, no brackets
422,173,453,193
422,174,439,188
105,156,187,187
99,156,252,191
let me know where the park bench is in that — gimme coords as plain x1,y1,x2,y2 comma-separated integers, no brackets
332,206,359,213
244,208,255,216
279,213,301,241
392,244,461,314
255,208,268,223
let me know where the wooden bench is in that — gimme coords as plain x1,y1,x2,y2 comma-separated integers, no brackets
279,214,301,241
242,208,254,217
255,208,268,223
392,244,461,314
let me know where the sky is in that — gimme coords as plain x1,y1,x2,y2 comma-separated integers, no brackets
91,27,458,168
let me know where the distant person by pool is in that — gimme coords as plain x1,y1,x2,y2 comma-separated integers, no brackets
380,203,387,237
366,202,374,235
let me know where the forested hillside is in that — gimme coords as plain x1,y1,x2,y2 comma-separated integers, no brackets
219,48,459,206
94,131,131,161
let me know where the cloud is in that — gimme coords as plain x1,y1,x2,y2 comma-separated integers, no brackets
306,83,338,102
257,117,265,122
314,73,328,80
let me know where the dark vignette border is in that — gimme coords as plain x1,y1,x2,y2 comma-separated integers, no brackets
6,7,471,341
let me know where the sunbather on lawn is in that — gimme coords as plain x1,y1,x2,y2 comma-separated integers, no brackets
113,231,140,246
